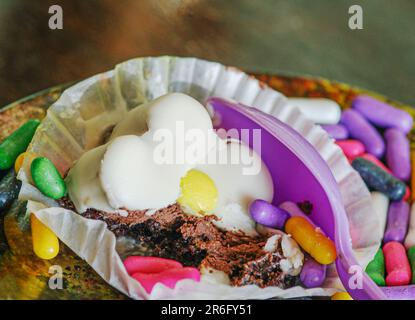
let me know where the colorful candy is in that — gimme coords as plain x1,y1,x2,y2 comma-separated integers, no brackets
404,203,415,249
383,241,411,286
352,95,413,134
14,152,26,173
365,248,386,286
250,199,289,229
321,124,348,140
351,157,406,201
132,267,200,293
123,256,201,293
178,169,218,214
361,153,391,174
31,213,59,260
30,157,66,200
381,285,415,300
287,98,341,124
384,128,410,182
331,292,353,300
279,201,317,228
0,119,40,170
371,192,389,234
0,169,21,212
335,140,365,160
285,216,336,265
124,256,183,275
411,151,415,203
408,246,415,284
300,258,327,288
340,109,385,158
383,201,410,244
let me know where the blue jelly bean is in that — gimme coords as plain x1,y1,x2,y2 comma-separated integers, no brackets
351,157,406,201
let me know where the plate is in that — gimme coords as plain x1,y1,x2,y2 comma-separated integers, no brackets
0,73,413,299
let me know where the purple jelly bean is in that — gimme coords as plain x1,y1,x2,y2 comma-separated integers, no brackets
382,285,415,300
352,95,413,134
300,258,327,288
384,201,410,243
341,109,385,158
321,124,349,140
249,199,289,229
384,128,410,182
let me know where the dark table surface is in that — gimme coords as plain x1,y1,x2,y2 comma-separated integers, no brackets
0,0,414,108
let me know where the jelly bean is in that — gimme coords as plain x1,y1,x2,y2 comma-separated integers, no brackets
351,158,406,201
411,151,415,202
341,109,385,158
335,140,365,160
382,285,415,300
0,169,21,212
31,213,59,260
132,267,200,293
300,258,327,288
249,199,289,229
371,192,389,234
383,241,411,286
331,292,353,300
408,246,415,284
0,119,40,170
352,95,413,134
279,201,317,229
31,157,66,200
365,248,386,286
285,216,336,265
360,153,391,174
383,201,410,243
178,169,217,214
405,203,415,249
14,152,26,174
384,128,410,182
321,124,349,140
287,98,341,124
124,256,182,275
404,187,411,202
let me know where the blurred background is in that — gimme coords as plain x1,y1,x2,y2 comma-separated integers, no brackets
0,0,414,107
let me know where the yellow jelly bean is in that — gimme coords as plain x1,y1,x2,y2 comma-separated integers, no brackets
178,169,218,214
31,213,59,260
285,216,336,265
14,152,26,173
331,292,353,300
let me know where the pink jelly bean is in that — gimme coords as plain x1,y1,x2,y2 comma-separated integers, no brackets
383,241,412,286
335,140,365,160
132,267,201,293
123,256,183,275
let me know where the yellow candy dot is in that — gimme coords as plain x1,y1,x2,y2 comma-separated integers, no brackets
178,169,218,214
331,292,353,300
31,214,59,260
14,152,27,173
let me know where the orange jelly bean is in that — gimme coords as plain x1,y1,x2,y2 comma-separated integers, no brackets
285,216,337,265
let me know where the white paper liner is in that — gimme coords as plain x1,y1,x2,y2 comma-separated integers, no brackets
28,201,337,299
18,56,381,298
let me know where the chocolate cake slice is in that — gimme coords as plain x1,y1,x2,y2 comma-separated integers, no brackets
59,198,299,288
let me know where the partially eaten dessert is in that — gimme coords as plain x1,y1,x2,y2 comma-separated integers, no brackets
59,92,306,289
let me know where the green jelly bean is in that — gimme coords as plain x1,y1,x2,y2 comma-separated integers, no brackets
365,248,386,286
408,246,415,284
31,157,66,200
0,119,40,170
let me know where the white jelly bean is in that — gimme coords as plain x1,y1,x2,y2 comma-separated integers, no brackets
404,202,415,249
287,98,341,125
371,192,389,234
